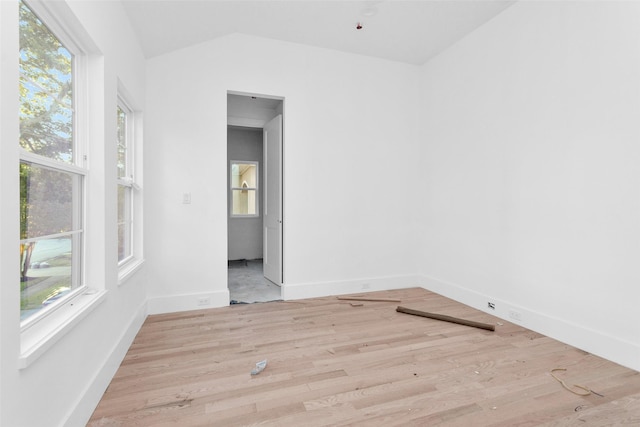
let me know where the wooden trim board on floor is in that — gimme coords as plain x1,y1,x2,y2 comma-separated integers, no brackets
88,288,640,426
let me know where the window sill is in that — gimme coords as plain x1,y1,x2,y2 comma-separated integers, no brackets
118,258,145,286
19,289,107,369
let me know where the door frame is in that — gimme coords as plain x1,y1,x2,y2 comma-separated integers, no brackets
226,90,284,284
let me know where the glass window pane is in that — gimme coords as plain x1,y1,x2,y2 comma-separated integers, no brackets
231,163,256,188
242,164,256,187
232,189,257,215
230,162,258,216
20,235,76,320
117,224,127,262
20,162,81,239
117,184,128,224
117,106,127,178
117,185,132,261
19,1,74,163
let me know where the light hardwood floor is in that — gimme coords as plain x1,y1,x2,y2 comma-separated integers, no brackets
89,288,640,426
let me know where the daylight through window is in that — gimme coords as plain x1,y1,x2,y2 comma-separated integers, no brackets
231,162,258,216
19,0,85,322
117,102,134,263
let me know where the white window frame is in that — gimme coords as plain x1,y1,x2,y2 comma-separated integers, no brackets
19,0,88,331
117,97,134,265
17,0,107,369
230,160,260,218
116,83,144,284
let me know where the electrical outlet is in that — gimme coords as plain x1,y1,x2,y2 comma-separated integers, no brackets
487,302,495,310
197,297,211,306
361,283,370,290
509,309,522,321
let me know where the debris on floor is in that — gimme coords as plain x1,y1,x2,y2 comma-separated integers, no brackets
337,296,402,302
396,306,495,331
230,299,283,305
251,359,268,375
551,368,604,397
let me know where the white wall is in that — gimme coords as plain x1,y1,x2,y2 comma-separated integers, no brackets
145,33,423,311
228,127,264,260
418,1,640,370
0,1,148,426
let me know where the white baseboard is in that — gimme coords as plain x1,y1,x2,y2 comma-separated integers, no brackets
62,300,148,427
282,274,422,301
419,274,640,372
147,289,230,315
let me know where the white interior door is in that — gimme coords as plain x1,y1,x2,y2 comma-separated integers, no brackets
263,114,282,284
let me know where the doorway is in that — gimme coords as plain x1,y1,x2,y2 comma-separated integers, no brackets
227,92,283,303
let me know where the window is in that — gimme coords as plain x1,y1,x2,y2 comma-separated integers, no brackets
115,85,143,282
19,0,85,323
117,100,134,264
230,162,259,216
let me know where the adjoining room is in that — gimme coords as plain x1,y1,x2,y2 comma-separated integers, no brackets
227,94,284,304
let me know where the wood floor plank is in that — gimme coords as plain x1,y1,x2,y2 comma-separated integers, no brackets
88,288,640,426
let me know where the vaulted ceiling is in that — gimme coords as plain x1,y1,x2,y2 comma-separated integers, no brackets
121,0,515,65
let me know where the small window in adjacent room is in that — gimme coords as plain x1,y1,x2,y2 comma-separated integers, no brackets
230,162,259,216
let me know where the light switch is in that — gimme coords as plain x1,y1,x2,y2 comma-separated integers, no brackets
182,193,191,204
